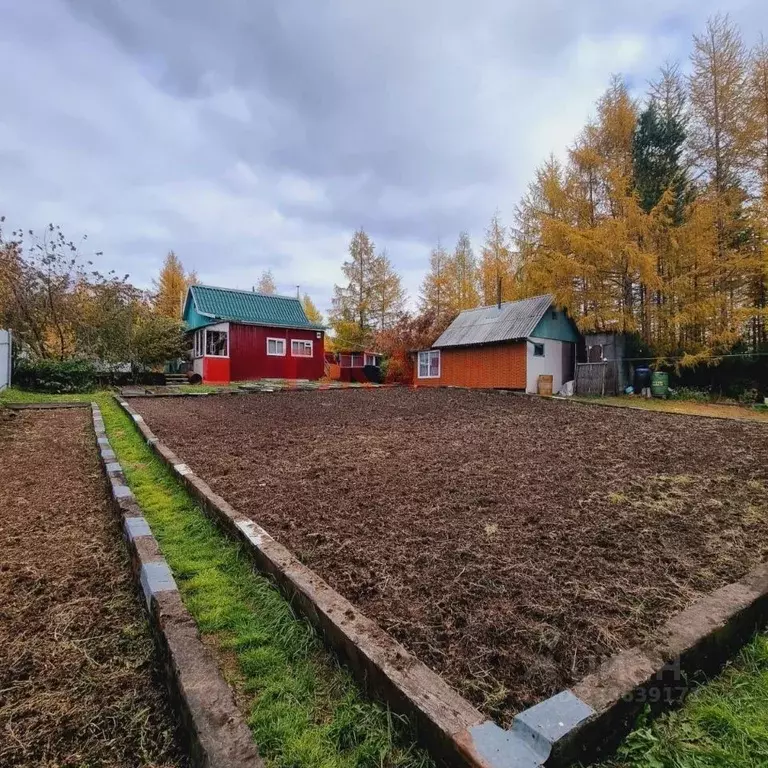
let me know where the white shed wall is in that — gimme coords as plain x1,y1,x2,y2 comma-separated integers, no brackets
526,337,568,394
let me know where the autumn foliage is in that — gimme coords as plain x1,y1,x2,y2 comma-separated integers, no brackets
513,16,768,362
0,220,185,371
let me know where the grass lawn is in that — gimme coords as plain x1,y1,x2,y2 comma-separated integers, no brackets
2,387,768,767
0,388,428,768
571,395,768,424
602,635,768,768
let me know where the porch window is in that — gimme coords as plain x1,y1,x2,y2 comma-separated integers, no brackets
291,339,313,357
193,330,204,358
206,329,229,357
364,353,380,367
350,353,363,368
267,337,286,356
417,350,440,379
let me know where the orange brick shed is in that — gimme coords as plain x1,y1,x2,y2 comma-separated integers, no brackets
413,295,580,393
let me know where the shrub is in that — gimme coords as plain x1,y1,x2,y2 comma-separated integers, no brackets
739,387,760,405
670,386,711,402
384,354,411,384
13,358,97,393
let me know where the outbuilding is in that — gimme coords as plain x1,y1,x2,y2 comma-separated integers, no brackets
413,294,580,393
183,284,325,384
325,350,383,383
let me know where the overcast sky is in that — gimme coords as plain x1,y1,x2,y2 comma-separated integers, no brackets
1,1,765,315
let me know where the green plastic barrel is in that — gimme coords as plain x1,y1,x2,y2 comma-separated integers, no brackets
651,371,669,398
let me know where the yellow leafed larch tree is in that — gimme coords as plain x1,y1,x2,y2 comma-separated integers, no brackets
154,251,197,319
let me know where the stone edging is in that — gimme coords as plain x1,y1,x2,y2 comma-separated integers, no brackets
116,395,768,768
90,402,262,768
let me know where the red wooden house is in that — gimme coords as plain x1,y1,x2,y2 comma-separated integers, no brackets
183,284,325,384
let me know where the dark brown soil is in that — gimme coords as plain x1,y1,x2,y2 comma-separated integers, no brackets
0,409,184,767
131,389,768,725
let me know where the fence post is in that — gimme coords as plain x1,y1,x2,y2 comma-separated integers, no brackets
0,330,10,391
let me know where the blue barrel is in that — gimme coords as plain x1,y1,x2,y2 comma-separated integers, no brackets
634,366,651,393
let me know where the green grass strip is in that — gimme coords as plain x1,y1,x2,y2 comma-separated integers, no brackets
1,390,429,768
599,634,768,768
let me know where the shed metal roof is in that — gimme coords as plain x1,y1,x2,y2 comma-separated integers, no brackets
187,284,324,330
432,294,554,348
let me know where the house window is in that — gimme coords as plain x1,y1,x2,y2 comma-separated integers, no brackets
364,353,380,367
267,337,286,356
206,329,229,357
533,342,545,357
350,353,363,368
291,339,313,357
417,350,440,379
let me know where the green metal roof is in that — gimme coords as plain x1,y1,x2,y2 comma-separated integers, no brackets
184,284,323,330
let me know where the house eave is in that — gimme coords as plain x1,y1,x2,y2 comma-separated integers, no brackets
201,317,325,332
431,337,528,351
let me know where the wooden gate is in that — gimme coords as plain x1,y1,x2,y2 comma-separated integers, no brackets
574,361,618,396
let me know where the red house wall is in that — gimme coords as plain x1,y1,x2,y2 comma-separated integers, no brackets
229,324,325,381
203,356,231,384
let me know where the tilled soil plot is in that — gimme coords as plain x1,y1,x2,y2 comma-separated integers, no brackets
0,408,183,767
132,389,768,725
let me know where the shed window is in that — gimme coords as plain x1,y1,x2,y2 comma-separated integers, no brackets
417,350,440,379
267,338,286,356
587,344,604,362
291,339,313,357
206,330,229,357
533,343,545,357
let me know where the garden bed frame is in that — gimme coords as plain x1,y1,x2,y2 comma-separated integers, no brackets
116,394,768,768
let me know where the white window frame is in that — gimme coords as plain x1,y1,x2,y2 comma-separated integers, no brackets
291,339,313,358
364,353,380,366
205,328,229,358
417,350,440,379
533,342,545,358
193,330,203,358
267,337,286,357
